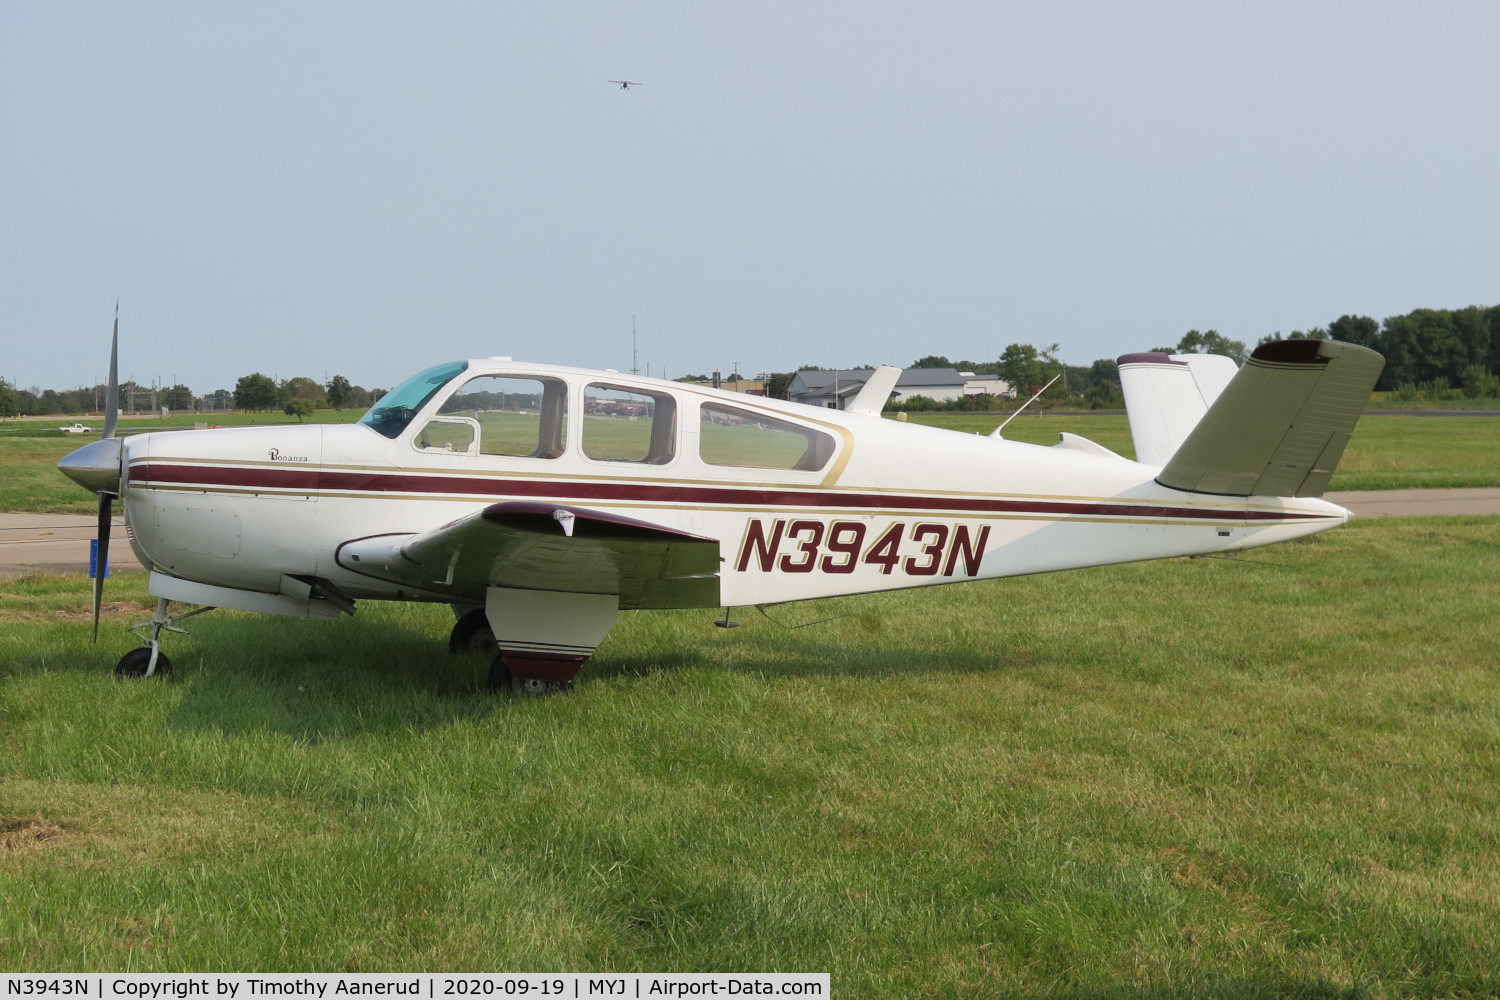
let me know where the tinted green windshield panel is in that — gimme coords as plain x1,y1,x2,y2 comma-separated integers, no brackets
359,361,468,439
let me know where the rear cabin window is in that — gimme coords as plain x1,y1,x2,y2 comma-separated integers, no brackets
699,403,835,471
583,384,677,464
418,375,568,458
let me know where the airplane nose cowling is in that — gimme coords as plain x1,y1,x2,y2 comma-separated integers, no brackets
58,436,123,494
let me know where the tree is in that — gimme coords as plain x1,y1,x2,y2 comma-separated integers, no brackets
233,372,278,411
1036,342,1069,399
1381,309,1464,388
162,384,195,411
284,398,315,422
1460,364,1500,400
326,374,353,409
910,355,951,369
1086,358,1119,388
1328,314,1380,349
1085,378,1122,409
1452,306,1492,372
1171,329,1248,364
1261,328,1331,348
0,378,19,418
997,343,1045,397
279,376,326,409
1489,305,1500,374
762,372,793,399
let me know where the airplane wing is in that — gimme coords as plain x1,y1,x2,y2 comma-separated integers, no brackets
1156,338,1385,497
336,502,721,610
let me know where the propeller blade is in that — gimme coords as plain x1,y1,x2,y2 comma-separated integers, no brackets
93,491,112,641
102,303,120,439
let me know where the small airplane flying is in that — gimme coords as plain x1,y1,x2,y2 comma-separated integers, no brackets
608,80,642,90
59,322,1383,693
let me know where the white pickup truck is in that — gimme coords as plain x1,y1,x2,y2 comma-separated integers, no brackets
58,423,96,434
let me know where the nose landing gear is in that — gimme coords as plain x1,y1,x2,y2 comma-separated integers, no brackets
116,598,215,680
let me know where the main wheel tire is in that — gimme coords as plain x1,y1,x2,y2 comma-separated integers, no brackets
116,647,172,679
512,676,576,696
449,609,497,656
486,653,512,692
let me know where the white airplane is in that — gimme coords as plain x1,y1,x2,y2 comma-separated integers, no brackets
59,323,1383,692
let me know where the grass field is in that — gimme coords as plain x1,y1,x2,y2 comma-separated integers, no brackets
3,516,1499,992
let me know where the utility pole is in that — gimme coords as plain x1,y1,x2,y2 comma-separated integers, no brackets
631,316,639,376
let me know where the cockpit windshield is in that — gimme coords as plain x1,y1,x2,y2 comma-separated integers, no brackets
359,361,468,439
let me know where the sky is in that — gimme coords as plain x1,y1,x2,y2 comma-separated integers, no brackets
4,1,1498,395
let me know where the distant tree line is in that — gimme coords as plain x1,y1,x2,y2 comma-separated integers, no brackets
0,372,385,419
5,303,1497,419
232,373,385,415
0,378,203,418
1256,307,1500,397
752,303,1500,409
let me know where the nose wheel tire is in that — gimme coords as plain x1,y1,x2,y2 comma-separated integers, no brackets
116,647,172,679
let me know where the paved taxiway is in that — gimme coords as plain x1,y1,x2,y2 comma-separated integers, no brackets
2,489,1497,580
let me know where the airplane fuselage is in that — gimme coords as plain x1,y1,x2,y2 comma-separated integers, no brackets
117,359,1347,615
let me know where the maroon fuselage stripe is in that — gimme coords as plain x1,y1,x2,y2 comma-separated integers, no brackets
129,462,1331,522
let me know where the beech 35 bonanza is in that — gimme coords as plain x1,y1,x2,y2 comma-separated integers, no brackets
59,329,1383,693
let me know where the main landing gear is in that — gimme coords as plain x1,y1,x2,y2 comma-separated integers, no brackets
115,598,215,680
494,658,575,697
448,608,576,695
448,592,615,695
447,609,527,694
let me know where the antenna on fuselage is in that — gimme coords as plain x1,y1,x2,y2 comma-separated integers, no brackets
991,373,1061,439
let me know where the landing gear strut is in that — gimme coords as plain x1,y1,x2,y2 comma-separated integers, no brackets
116,597,214,680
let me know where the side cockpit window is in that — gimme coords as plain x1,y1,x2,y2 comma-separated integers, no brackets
418,375,569,458
583,384,677,464
700,403,835,471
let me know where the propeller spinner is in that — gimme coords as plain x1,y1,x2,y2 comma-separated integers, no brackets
57,306,124,639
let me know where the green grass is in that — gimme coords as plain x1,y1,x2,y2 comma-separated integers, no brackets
0,438,95,513
0,412,363,514
904,411,1138,453
1319,415,1500,490
1365,394,1500,410
3,517,1499,992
